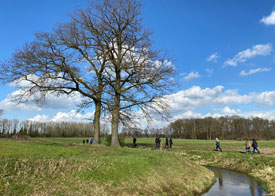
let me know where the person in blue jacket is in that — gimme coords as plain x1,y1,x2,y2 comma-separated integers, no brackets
252,139,260,154
90,137,93,144
215,138,222,152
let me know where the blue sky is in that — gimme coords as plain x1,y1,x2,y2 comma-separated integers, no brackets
1,0,275,128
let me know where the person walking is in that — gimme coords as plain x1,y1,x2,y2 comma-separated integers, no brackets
133,137,137,147
155,137,159,148
245,139,252,154
90,137,93,144
252,139,260,154
215,138,222,152
165,137,169,148
169,138,173,148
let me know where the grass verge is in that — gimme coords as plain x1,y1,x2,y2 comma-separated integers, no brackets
156,139,275,196
0,138,214,196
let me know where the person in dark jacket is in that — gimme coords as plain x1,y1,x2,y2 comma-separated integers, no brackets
169,138,173,148
252,139,260,154
165,137,169,148
215,138,222,152
133,137,137,147
158,137,161,149
155,137,161,149
155,137,158,148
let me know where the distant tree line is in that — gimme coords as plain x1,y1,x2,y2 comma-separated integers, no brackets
1,116,275,140
0,116,275,140
120,126,173,138
170,116,275,140
117,116,275,140
0,119,109,138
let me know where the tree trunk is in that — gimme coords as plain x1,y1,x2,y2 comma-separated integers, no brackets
93,100,101,144
111,93,121,147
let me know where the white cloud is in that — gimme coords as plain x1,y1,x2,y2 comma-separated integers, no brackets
254,91,275,106
183,71,200,81
9,74,39,88
220,106,241,115
164,86,251,112
260,11,275,25
172,111,202,119
243,111,275,120
52,110,93,122
28,110,93,122
0,89,83,112
44,93,83,109
129,86,275,128
0,90,42,112
204,110,275,121
224,44,272,67
240,67,271,76
28,115,49,122
6,84,275,128
0,73,85,112
207,53,219,62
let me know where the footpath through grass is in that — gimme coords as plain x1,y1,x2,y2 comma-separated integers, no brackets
0,138,214,196
127,138,275,196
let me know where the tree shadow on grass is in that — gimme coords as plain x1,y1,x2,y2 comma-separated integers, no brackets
125,143,155,149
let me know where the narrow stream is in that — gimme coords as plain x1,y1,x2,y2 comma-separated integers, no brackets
203,167,267,196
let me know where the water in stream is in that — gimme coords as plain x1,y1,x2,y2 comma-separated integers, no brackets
203,167,267,196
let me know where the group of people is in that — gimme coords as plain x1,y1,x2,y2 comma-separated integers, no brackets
155,137,173,149
132,136,173,149
82,138,93,144
215,137,261,154
83,137,260,154
245,139,260,154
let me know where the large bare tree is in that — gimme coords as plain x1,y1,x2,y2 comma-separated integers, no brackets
0,1,118,144
0,0,174,146
97,0,175,146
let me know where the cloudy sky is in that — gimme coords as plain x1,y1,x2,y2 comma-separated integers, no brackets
1,0,275,128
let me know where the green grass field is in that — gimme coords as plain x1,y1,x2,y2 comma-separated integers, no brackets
1,137,274,195
126,138,275,195
124,137,275,148
0,138,215,196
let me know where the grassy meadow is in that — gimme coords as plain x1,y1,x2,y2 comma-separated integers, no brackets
0,137,274,195
0,137,214,196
